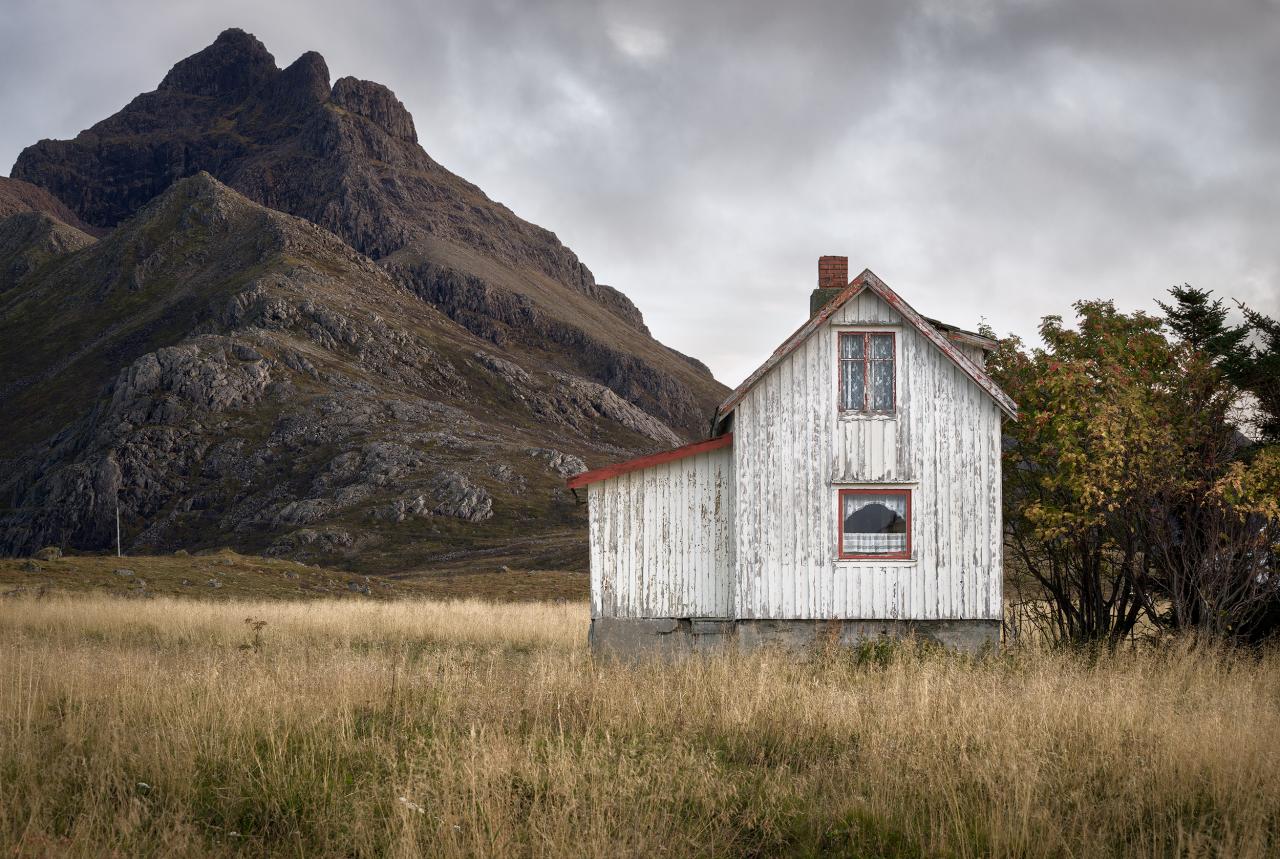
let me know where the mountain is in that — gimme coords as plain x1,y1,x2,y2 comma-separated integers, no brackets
13,28,721,438
0,173,688,571
1,30,727,571
0,213,96,293
0,177,98,233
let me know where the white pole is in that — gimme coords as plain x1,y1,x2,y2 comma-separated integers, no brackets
116,496,122,558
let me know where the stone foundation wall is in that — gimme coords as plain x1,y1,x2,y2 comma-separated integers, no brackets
589,617,1000,658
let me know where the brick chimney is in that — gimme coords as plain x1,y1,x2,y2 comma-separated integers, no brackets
818,255,848,290
811,255,848,317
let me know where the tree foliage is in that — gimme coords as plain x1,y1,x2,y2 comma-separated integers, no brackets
989,296,1280,647
1159,285,1280,442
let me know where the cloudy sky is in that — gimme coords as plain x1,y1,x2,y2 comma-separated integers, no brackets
3,0,1278,385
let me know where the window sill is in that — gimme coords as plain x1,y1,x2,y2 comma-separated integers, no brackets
835,557,917,566
837,412,897,421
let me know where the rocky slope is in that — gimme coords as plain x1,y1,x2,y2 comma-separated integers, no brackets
0,177,98,233
0,211,96,291
0,174,694,571
2,29,729,571
13,28,722,439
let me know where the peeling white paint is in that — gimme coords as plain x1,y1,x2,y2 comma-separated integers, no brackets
588,445,735,619
733,291,1002,620
588,289,1003,623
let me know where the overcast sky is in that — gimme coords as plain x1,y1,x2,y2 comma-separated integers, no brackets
3,0,1278,385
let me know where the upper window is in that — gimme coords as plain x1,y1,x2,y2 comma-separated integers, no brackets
839,332,895,413
839,488,911,559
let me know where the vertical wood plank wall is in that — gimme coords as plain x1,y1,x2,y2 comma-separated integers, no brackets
733,290,1004,620
588,445,735,619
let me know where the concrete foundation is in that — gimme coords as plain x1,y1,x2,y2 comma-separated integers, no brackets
589,617,1000,658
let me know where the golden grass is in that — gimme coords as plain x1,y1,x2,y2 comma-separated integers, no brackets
0,551,589,603
2,596,1278,858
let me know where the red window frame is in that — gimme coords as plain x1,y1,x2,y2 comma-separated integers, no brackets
838,331,896,413
837,488,912,560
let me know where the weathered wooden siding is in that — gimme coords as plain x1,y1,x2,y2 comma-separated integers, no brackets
588,445,735,619
953,341,986,368
734,290,1003,620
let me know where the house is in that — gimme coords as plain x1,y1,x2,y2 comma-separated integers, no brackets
566,257,1017,654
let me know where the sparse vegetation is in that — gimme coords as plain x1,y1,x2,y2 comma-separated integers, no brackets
3,595,1278,857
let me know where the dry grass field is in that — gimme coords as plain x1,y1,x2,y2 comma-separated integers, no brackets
0,551,589,603
3,595,1279,858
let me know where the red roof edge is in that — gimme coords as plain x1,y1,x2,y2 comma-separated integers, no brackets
565,434,734,489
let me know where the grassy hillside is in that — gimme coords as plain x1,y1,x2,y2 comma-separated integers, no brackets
2,595,1278,857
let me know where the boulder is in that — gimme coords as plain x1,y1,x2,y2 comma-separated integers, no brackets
528,448,587,479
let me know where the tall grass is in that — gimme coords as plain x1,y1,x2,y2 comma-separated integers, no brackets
2,596,1278,857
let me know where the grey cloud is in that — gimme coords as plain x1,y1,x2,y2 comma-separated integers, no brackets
2,0,1277,385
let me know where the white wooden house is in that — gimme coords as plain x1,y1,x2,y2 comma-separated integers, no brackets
567,258,1017,654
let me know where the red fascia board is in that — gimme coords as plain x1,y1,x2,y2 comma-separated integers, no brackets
565,434,733,489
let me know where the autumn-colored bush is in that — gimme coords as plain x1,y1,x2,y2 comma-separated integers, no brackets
989,297,1280,646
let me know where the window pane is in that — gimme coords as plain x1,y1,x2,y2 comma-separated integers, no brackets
870,333,894,359
840,359,864,410
840,333,864,359
842,491,908,555
870,358,893,410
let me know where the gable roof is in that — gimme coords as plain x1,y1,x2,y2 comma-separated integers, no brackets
566,434,733,489
714,268,1017,427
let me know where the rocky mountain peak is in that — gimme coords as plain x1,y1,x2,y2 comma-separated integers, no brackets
158,28,277,99
1,26,734,572
165,169,235,201
7,28,732,524
330,76,417,143
132,171,250,232
272,51,332,111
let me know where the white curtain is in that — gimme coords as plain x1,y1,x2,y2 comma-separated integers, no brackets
843,492,905,518
842,492,907,555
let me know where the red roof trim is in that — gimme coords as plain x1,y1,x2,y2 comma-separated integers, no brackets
714,269,1017,423
565,434,733,489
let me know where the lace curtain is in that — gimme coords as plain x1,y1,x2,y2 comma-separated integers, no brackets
840,333,894,412
842,491,908,555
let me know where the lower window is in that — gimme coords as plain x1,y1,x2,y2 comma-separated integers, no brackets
838,488,911,559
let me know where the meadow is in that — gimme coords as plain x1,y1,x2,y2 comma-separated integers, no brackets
3,594,1279,858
